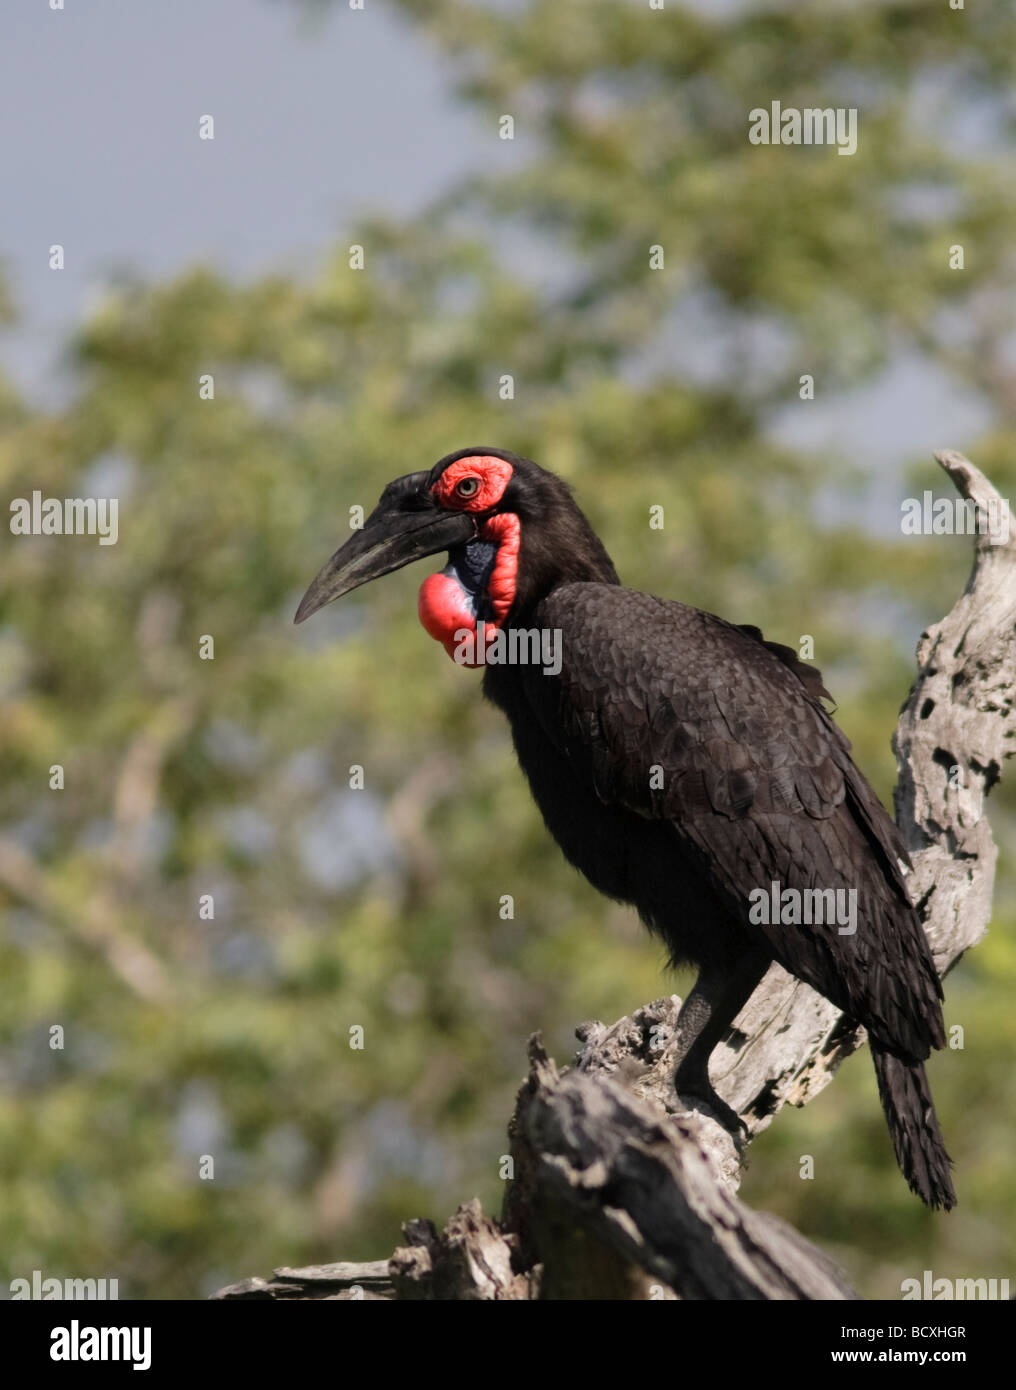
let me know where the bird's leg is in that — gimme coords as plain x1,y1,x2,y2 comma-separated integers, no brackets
670,952,771,1133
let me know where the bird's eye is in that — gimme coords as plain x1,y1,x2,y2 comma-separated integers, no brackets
456,477,480,498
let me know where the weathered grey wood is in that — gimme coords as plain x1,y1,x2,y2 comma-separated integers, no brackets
892,449,1016,966
210,1259,395,1300
212,451,1009,1301
504,1038,859,1300
389,1200,529,1300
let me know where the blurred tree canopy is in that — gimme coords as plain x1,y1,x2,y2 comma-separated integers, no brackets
2,0,1015,1298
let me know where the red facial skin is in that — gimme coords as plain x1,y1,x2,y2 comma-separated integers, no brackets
431,455,514,513
418,571,478,657
418,456,519,664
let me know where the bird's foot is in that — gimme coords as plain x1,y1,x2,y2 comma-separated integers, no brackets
672,1069,749,1143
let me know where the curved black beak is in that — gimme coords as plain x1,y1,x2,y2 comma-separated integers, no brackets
294,471,476,624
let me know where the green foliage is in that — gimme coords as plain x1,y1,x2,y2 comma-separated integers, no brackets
2,0,1014,1297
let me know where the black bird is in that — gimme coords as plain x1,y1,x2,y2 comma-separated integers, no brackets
296,447,955,1210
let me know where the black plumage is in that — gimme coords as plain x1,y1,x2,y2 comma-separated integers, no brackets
297,448,955,1210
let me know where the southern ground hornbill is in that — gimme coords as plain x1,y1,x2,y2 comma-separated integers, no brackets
296,447,955,1210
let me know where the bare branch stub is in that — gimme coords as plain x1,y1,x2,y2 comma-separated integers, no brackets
892,450,1016,968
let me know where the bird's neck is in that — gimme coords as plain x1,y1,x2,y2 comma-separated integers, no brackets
417,505,618,665
511,513,620,616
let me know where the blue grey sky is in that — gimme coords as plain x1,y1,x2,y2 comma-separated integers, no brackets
0,0,990,506
0,0,492,398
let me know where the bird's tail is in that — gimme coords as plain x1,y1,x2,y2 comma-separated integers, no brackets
871,1046,956,1210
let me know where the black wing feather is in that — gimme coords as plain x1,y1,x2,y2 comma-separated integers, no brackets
521,583,943,1059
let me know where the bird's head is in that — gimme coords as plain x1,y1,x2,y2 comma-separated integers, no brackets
294,447,617,660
